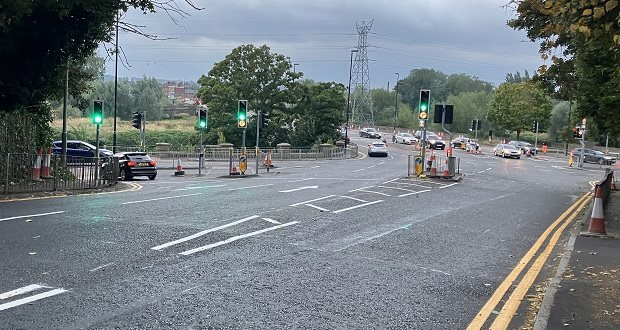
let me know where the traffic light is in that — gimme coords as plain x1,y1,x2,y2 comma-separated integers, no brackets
131,112,142,130
531,121,538,133
260,112,269,128
198,108,207,129
471,120,476,131
418,90,430,120
477,119,482,130
92,100,103,125
238,100,248,128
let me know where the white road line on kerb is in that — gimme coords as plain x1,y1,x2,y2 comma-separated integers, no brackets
333,200,383,214
121,193,202,205
228,184,274,191
289,195,335,207
262,218,281,225
0,284,50,300
341,196,369,203
0,288,68,311
398,189,431,197
438,183,458,189
0,211,65,223
151,215,259,251
180,221,299,255
176,184,226,191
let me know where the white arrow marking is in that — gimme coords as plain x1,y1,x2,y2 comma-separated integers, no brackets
279,186,319,193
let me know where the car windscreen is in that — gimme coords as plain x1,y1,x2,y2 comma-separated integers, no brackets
427,134,439,140
366,128,376,132
371,143,386,147
504,145,517,149
402,133,413,137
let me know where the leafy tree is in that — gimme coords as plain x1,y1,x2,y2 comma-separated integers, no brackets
505,70,531,83
90,79,133,120
548,101,572,143
445,91,494,135
197,44,302,147
444,73,494,96
508,0,620,137
395,105,416,129
370,88,398,127
488,82,552,140
399,69,448,110
132,77,167,120
291,82,346,146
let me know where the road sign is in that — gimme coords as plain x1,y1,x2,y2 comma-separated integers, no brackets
239,154,247,174
414,156,423,176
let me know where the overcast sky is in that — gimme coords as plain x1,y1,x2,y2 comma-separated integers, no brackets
99,0,541,88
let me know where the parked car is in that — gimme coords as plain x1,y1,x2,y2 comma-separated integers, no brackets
339,128,350,143
367,142,388,157
360,127,382,139
572,148,616,165
494,144,521,159
114,152,158,180
52,140,113,159
508,141,537,155
395,132,417,144
451,136,478,150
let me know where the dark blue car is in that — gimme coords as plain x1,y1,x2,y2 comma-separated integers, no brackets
52,140,113,159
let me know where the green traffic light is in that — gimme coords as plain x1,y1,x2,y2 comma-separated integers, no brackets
238,113,246,120
94,115,102,124
199,121,206,128
420,104,427,111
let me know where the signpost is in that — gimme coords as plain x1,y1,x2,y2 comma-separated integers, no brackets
239,154,247,175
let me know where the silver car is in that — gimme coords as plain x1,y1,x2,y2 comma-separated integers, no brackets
494,144,521,159
395,132,416,144
368,142,388,157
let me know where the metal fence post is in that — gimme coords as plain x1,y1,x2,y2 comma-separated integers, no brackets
3,153,9,194
53,155,58,191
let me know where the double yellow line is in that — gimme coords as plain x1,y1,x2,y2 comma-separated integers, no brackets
467,191,593,330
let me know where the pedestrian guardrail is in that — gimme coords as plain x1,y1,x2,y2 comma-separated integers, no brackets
149,145,359,169
1,153,118,195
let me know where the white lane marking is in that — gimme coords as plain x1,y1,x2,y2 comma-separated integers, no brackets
151,215,260,251
0,284,50,300
349,186,374,192
176,184,226,191
438,183,458,189
288,178,313,183
356,190,391,196
89,262,115,272
228,184,274,191
333,200,383,214
311,165,320,168
279,186,319,193
352,168,364,172
262,218,281,225
389,155,394,160
341,196,369,203
367,165,377,169
121,193,202,205
0,211,65,223
0,288,68,311
416,180,446,185
377,185,415,192
476,167,493,174
398,189,431,197
383,178,399,184
305,204,330,212
290,195,335,207
180,221,299,255
389,181,432,189
294,165,304,168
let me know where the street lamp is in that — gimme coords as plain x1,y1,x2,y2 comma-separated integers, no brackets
345,49,358,148
293,63,299,74
394,72,399,138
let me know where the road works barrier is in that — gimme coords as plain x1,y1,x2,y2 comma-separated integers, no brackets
2,153,118,195
581,169,615,237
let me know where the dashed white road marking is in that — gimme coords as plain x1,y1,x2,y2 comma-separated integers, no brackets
377,185,415,192
0,284,49,300
352,168,365,172
390,181,432,189
179,221,299,255
0,285,68,311
398,189,431,197
438,183,458,189
151,215,259,251
122,193,202,205
176,184,226,191
290,195,335,207
305,203,330,212
228,184,274,191
89,262,115,272
279,186,318,193
0,211,65,223
356,190,391,196
311,165,320,168
288,178,313,183
262,217,281,225
333,200,383,214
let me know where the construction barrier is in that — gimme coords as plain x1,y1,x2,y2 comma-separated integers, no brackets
31,148,42,181
41,147,52,179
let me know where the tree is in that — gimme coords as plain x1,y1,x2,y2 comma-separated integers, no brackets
508,0,620,137
291,82,346,146
370,88,397,127
197,44,302,146
132,77,167,120
505,70,531,83
398,69,448,110
445,91,494,135
488,82,552,140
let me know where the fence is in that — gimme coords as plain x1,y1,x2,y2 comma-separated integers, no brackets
149,145,359,169
1,153,118,195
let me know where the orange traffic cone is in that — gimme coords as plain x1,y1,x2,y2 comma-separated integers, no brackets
442,158,449,177
582,186,607,236
175,158,185,176
429,155,437,176
231,166,240,175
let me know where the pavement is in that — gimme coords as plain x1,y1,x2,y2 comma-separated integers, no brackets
541,188,620,329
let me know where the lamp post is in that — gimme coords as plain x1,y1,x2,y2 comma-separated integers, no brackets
293,63,299,74
394,72,399,137
345,49,358,148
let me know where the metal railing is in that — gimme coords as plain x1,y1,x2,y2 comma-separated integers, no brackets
1,153,118,195
149,145,359,169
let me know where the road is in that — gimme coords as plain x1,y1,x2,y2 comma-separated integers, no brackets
0,134,611,329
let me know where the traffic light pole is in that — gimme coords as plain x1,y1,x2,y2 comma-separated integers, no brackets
198,128,203,176
474,119,479,139
256,111,261,175
579,122,586,168
533,121,539,155
140,111,146,152
95,123,100,184
421,120,427,173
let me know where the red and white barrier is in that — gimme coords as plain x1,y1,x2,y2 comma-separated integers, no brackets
41,147,52,178
32,148,42,181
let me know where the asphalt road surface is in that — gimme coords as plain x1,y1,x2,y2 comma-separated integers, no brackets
0,134,613,329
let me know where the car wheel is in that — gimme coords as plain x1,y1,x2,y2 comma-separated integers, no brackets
598,158,605,165
517,156,521,159
148,175,156,180
120,168,133,181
